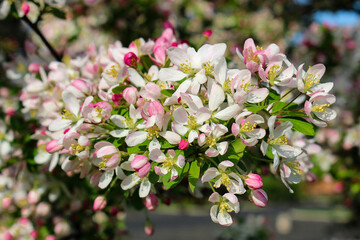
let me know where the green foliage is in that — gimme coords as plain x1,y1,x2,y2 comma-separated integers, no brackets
188,160,201,193
278,117,315,136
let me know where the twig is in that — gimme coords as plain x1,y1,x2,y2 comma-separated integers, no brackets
21,15,62,61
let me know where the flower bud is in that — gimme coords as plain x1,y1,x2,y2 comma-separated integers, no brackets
71,79,91,94
122,87,138,105
2,197,11,209
45,140,63,153
144,220,154,236
178,139,189,150
144,193,159,211
93,196,107,211
3,232,13,240
138,162,151,178
124,52,138,68
112,93,122,105
27,190,40,204
203,29,212,38
21,3,30,16
28,63,40,73
30,230,38,239
250,189,268,208
131,155,148,171
45,235,57,240
245,174,263,190
35,202,51,217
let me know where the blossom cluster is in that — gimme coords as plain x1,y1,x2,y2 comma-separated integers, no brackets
15,27,337,227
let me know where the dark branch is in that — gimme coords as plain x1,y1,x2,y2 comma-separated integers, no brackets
21,15,62,62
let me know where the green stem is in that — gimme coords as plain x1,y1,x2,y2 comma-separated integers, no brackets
208,182,216,192
273,92,302,114
269,88,295,111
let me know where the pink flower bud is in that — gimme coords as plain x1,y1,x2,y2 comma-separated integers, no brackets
250,189,268,208
144,193,159,211
2,197,11,209
138,162,151,178
245,174,263,190
71,79,90,93
124,52,138,68
21,3,30,15
28,63,40,73
131,155,148,171
45,140,63,153
45,235,57,240
30,230,38,239
144,221,154,236
112,93,122,105
109,206,118,216
28,190,40,204
3,232,13,240
122,87,138,104
163,21,174,32
203,29,212,38
178,139,189,150
93,196,107,211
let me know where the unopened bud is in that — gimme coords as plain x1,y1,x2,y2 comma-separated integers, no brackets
3,232,13,240
178,139,189,150
122,87,138,105
30,230,38,239
93,196,107,211
250,189,268,208
144,193,159,211
138,162,151,178
21,3,30,16
245,174,263,190
144,220,154,236
131,155,148,171
27,190,40,204
124,52,138,68
203,29,212,38
28,63,40,73
45,140,63,153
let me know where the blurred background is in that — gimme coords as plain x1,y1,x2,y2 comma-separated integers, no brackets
1,0,360,239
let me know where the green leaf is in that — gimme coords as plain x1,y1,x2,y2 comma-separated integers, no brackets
160,89,175,97
245,104,266,114
278,117,315,136
162,162,190,190
272,102,298,113
188,160,200,193
268,89,280,103
48,7,66,19
148,169,159,184
112,85,127,94
219,138,246,164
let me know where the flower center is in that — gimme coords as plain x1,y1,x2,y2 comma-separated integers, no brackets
223,77,232,93
247,49,260,63
268,135,288,145
61,109,76,120
312,104,330,113
145,125,160,140
220,173,231,188
206,135,217,148
187,115,197,130
71,143,85,154
240,122,256,133
179,60,193,75
303,71,320,92
219,201,233,213
202,61,214,75
268,65,283,84
106,63,120,78
285,161,303,175
162,155,176,171
240,82,254,93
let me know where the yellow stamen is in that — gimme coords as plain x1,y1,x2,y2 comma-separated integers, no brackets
179,60,193,74
162,155,176,171
202,61,214,75
61,109,74,120
240,122,256,133
312,104,330,113
145,125,160,140
220,173,231,189
286,161,303,175
219,201,233,213
187,115,197,130
303,69,320,92
268,135,288,145
106,64,120,78
206,136,217,148
223,77,232,93
71,143,85,154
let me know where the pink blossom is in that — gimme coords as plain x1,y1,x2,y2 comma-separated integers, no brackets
46,140,63,153
93,196,107,211
2,197,11,209
3,232,13,240
203,29,212,38
178,139,189,150
250,189,268,208
124,52,138,68
144,193,159,211
21,3,30,15
45,236,57,240
123,87,138,104
28,63,40,73
145,221,154,236
131,155,148,171
245,174,263,190
30,230,38,239
138,162,151,178
27,190,40,204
